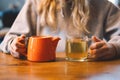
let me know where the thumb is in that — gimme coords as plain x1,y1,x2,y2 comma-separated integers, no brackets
92,36,102,42
20,34,26,39
19,34,26,43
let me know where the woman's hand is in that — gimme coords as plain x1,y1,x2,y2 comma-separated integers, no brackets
9,35,27,58
88,36,116,60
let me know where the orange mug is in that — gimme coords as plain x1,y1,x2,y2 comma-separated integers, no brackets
27,36,60,62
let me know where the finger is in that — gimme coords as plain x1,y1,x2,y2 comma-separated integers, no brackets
89,46,107,57
15,42,26,48
19,34,26,39
10,45,27,56
11,39,26,48
11,45,27,53
18,35,26,43
16,48,27,54
10,47,19,58
11,49,26,58
90,41,105,50
92,36,102,42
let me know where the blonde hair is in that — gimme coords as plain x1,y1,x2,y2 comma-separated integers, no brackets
71,0,89,33
38,0,57,28
38,0,90,33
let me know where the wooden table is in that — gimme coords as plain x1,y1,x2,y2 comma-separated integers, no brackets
0,51,120,80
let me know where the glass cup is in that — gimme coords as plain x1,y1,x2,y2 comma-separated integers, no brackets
65,36,90,62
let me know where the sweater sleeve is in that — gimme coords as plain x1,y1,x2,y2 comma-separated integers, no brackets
104,1,120,40
0,0,37,53
108,36,120,57
106,2,120,57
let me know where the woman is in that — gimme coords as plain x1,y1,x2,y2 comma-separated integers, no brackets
0,0,120,60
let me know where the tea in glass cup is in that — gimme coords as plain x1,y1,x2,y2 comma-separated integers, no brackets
65,38,88,62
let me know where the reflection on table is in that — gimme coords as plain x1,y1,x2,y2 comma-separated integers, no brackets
0,51,120,80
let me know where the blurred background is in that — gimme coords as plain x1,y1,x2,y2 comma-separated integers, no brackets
0,0,25,42
109,0,120,7
0,0,25,27
0,0,120,43
0,0,25,10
